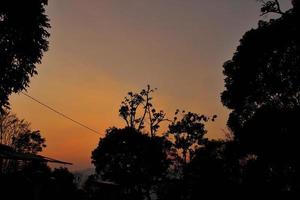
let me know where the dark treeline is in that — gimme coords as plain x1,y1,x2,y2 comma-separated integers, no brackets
1,0,300,199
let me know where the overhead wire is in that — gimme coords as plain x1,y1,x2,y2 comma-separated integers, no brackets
21,91,101,135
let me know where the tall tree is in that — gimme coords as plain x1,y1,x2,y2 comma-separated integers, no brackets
221,1,300,192
0,0,50,112
221,1,300,133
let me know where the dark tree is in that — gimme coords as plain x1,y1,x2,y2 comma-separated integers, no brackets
119,85,167,137
0,111,46,154
92,86,219,199
167,110,216,164
2,165,83,200
158,139,240,200
50,168,81,200
0,0,50,112
257,0,284,15
221,2,300,133
237,107,300,192
221,2,300,193
12,130,46,154
91,127,170,200
183,140,238,198
293,0,300,10
0,111,46,173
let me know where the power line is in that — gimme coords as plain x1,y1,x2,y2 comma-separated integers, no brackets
21,92,101,135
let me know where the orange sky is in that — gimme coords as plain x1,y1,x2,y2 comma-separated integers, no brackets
9,0,292,171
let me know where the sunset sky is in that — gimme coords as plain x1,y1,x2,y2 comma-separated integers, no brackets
10,0,292,171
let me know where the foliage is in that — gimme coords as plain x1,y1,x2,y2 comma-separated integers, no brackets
0,0,50,112
292,0,300,9
51,167,81,199
257,0,284,15
0,110,46,154
236,106,300,192
221,5,300,133
0,165,83,200
167,110,216,164
221,2,300,193
119,85,167,136
91,86,217,199
157,140,240,199
182,140,239,198
91,127,170,200
12,130,46,154
0,111,46,173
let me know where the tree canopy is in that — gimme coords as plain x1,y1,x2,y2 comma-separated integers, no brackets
119,85,167,137
91,127,170,200
167,110,216,164
0,111,46,154
221,1,300,193
221,3,300,133
0,0,50,112
0,111,46,173
90,86,215,199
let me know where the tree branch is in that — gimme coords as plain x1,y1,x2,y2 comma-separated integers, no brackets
138,87,150,132
260,0,284,16
274,0,284,14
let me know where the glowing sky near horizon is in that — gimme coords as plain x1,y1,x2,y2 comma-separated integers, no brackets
9,0,292,170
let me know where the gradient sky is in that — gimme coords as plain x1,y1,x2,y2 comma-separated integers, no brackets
10,0,292,171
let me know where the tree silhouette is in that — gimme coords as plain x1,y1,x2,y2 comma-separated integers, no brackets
50,167,81,200
0,111,46,153
93,86,219,199
221,2,300,193
119,85,167,137
2,165,83,200
0,0,50,112
257,0,284,15
237,106,300,192
158,139,240,199
222,3,300,133
0,111,46,173
167,110,216,164
183,140,238,198
91,127,170,200
292,0,300,10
